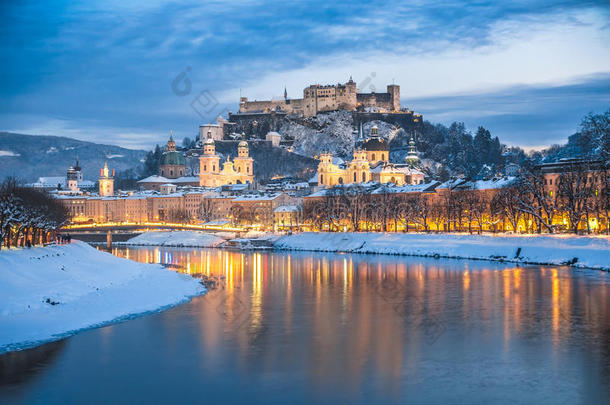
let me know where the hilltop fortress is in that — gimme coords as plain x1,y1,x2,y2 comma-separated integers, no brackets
239,77,400,117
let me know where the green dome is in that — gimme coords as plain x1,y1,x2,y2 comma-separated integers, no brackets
161,151,186,166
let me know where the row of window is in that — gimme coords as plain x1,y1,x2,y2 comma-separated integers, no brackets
160,169,184,177
202,164,250,173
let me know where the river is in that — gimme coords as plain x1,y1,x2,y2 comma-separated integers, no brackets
1,246,610,404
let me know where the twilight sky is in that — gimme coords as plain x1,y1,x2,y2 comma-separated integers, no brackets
1,0,609,150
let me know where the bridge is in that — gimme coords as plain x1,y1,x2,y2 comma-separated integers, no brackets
61,222,247,243
61,221,244,233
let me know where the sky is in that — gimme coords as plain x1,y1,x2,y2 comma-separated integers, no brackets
1,0,609,150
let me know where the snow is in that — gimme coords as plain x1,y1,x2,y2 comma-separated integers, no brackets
274,205,300,213
232,192,283,202
138,175,170,183
282,111,356,158
106,154,124,159
0,150,20,157
0,241,205,353
273,233,610,271
119,231,227,247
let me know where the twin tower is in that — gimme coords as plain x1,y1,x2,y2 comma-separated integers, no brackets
198,138,253,187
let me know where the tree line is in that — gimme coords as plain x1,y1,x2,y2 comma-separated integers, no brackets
302,161,609,234
0,178,68,249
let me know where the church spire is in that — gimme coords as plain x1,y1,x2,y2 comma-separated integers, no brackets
405,133,419,167
284,86,287,100
167,131,176,152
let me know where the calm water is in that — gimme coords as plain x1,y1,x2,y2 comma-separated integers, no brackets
1,246,610,404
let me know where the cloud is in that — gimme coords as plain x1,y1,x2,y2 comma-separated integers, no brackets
411,73,610,148
0,0,608,150
232,8,610,101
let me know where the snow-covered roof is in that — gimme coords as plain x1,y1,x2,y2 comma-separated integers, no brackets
232,193,284,202
392,165,424,175
470,177,517,190
229,183,249,190
172,176,199,183
370,181,439,194
307,181,438,197
137,175,170,183
436,178,465,190
274,205,300,213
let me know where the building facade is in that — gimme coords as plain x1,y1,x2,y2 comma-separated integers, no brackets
198,139,254,187
317,126,425,187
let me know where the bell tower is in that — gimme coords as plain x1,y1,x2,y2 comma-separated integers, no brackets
233,140,254,183
199,138,221,186
99,162,114,196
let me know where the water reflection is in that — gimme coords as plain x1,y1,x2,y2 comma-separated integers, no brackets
106,247,610,403
2,247,609,404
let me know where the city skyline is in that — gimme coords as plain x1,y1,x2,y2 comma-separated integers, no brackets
1,0,609,149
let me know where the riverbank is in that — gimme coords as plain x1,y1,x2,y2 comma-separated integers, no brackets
116,230,228,248
273,232,610,271
120,230,609,271
0,241,205,353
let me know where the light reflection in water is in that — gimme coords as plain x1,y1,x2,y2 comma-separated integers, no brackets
93,246,610,403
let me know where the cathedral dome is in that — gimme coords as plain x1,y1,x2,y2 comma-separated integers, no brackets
161,151,186,166
238,140,248,148
204,137,215,145
362,137,388,151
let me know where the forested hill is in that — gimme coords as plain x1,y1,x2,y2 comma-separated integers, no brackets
535,109,610,163
0,132,147,182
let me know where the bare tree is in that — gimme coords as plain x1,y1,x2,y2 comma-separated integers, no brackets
491,186,522,232
557,161,596,233
516,172,558,233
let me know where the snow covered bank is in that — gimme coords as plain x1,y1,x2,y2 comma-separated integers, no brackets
273,233,610,271
0,241,205,353
118,231,228,248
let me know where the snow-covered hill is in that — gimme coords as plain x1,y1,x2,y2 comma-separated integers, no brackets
0,132,147,182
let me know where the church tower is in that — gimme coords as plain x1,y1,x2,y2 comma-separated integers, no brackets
99,161,114,196
233,140,254,183
199,138,221,186
159,131,186,179
405,136,420,167
66,156,82,192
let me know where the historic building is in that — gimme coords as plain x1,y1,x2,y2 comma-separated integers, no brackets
159,134,186,179
238,77,401,117
317,126,425,187
66,157,83,192
198,139,254,187
98,162,114,196
29,157,95,192
199,116,234,142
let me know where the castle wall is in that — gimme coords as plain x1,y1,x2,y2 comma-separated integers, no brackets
239,98,305,115
239,80,395,118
